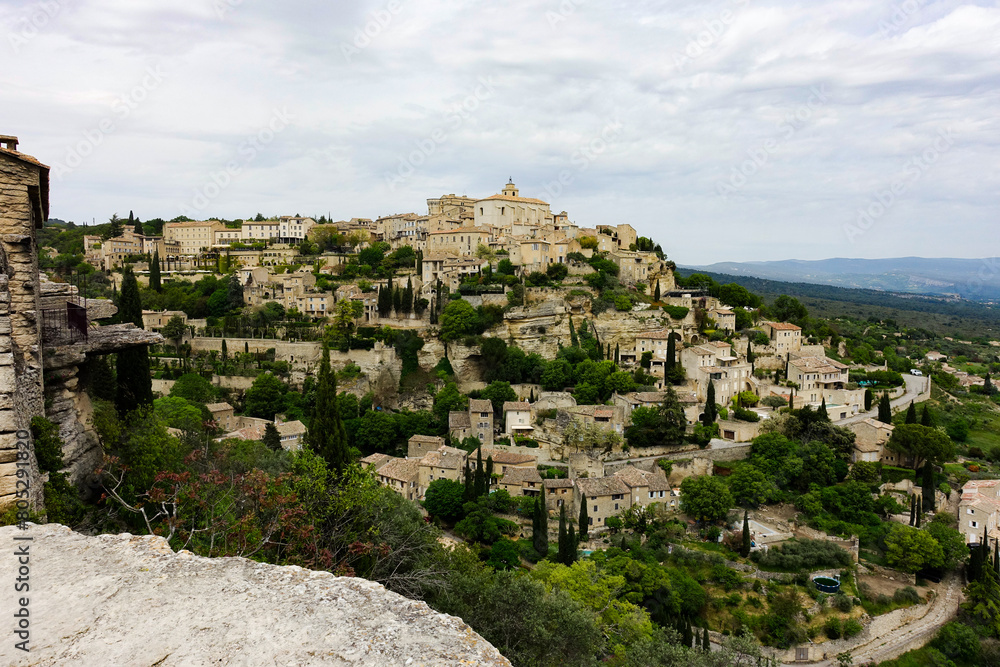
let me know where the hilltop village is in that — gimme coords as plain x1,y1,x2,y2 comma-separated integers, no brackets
9,134,1000,666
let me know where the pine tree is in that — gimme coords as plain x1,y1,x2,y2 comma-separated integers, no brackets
654,281,661,302
569,317,578,347
262,422,282,451
533,489,549,558
905,401,917,424
877,393,892,424
557,503,569,564
741,510,751,557
308,344,349,474
149,249,161,291
115,266,152,415
579,497,589,542
920,403,934,427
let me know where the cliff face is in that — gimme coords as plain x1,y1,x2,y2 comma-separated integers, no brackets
0,524,511,666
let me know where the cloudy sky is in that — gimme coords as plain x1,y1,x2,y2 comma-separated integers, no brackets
2,0,998,264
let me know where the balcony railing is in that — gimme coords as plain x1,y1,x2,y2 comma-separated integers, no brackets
41,299,88,345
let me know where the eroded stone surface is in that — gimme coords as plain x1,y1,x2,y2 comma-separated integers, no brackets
0,524,511,667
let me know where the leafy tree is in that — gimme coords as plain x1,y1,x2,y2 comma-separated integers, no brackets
262,422,282,451
161,314,187,351
480,380,517,417
149,249,161,291
226,273,244,311
541,358,573,391
423,479,466,523
115,266,152,415
486,538,521,571
153,396,203,433
355,409,397,455
244,373,285,420
771,294,807,322
729,463,773,507
886,424,955,471
169,373,216,404
680,476,733,523
102,213,124,240
946,418,970,443
932,622,982,663
440,299,477,341
884,523,943,573
309,345,349,472
926,517,969,571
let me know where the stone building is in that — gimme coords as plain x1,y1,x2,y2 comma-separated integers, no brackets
450,399,494,447
959,480,1000,548
473,180,552,229
761,321,802,355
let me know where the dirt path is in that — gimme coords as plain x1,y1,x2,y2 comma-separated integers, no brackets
784,574,961,666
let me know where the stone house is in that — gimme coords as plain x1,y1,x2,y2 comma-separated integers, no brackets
242,220,280,242
407,434,446,459
142,310,188,333
450,399,494,447
471,448,537,476
474,181,552,229
503,401,532,436
417,445,469,496
612,466,673,508
426,227,492,257
574,476,631,530
708,307,736,331
959,480,1000,548
634,330,679,358
787,354,849,404
595,224,637,253
277,216,316,244
544,478,575,512
608,249,660,286
680,343,753,405
275,419,307,450
206,402,236,432
847,418,894,463
498,466,543,497
163,220,223,256
564,404,625,435
375,457,421,502
761,321,802,355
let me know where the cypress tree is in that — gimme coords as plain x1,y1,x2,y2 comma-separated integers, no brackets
129,210,141,236
614,343,620,366
463,459,473,502
747,342,755,372
402,277,414,315
654,281,661,302
533,489,549,558
819,396,829,421
557,503,568,564
486,455,494,490
920,403,933,427
392,286,402,314
905,401,917,424
529,388,535,402
741,510,751,557
88,354,117,401
789,387,794,410
702,627,710,651
922,463,936,512
244,341,249,354
877,393,892,424
569,317,578,347
262,422,282,451
665,332,676,371
864,388,874,412
474,447,485,498
915,498,922,527
579,497,589,542
702,380,717,425
994,541,999,576
683,619,693,648
115,266,152,415
985,373,995,396
149,249,161,291
567,524,577,564
909,494,915,526
308,344,349,474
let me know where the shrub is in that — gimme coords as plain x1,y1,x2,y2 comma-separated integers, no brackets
842,618,863,638
732,407,760,422
831,594,852,613
893,586,921,605
753,539,852,571
662,305,689,320
824,617,842,639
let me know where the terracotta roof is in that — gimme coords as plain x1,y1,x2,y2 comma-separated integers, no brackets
503,401,531,412
593,407,614,419
575,476,630,497
500,467,543,486
378,458,419,482
469,399,493,414
205,402,234,413
853,440,883,453
472,448,537,466
543,478,574,489
613,466,671,492
477,193,550,206
449,411,471,429
766,321,802,331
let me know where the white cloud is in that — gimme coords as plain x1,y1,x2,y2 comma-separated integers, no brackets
1,0,997,263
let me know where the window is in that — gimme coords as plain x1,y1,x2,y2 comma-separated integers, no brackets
968,509,975,515
796,648,809,661
614,503,619,510
593,505,598,512
972,521,979,528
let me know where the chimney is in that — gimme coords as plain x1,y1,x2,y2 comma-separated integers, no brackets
0,135,19,151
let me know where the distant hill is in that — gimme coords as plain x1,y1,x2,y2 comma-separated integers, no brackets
683,257,1000,302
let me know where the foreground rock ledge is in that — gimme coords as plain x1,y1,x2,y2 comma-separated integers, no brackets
0,524,511,666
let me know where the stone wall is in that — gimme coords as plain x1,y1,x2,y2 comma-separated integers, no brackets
0,524,511,666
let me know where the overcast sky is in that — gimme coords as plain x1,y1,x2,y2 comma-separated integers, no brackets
2,0,998,264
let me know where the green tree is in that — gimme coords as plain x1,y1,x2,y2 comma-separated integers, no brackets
486,537,521,571
771,295,807,322
423,479,466,523
244,373,285,420
932,622,981,663
102,213,124,240
308,345,349,472
226,274,244,311
886,423,955,471
926,517,970,571
153,396,203,432
920,403,934,427
557,503,570,564
579,497,589,542
680,476,733,523
863,388,874,411
702,380,717,424
355,409,397,455
169,372,216,404
741,510,751,558
653,281,661,302
481,380,517,417
533,488,549,558
440,299,477,341
884,523,944,573
729,463,773,507
149,249,161,291
115,266,152,415
877,393,892,424
261,422,282,451
905,401,917,424
161,314,187,352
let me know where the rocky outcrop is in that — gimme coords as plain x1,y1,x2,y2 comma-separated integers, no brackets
0,524,511,666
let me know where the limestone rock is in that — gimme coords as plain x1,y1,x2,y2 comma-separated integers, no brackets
0,524,511,666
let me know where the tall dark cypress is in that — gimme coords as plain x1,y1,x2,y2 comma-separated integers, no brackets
702,627,710,651
909,494,916,526
473,448,485,498
557,503,568,564
922,463,936,512
653,281,660,302
579,497,589,542
463,459,473,502
819,396,829,421
149,249,162,291
533,488,548,558
905,402,917,424
877,393,892,424
665,332,676,371
614,343,620,366
915,498,922,527
308,344,349,474
115,266,152,415
485,455,494,491
567,524,577,564
569,317,578,347
920,404,934,427
702,380,717,425
741,510,751,557
864,388,874,411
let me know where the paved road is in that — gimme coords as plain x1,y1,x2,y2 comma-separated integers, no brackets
835,374,930,426
787,574,961,666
